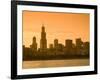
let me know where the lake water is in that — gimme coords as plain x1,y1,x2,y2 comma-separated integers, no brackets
23,59,89,69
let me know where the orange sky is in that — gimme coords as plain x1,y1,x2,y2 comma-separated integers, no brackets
23,11,90,48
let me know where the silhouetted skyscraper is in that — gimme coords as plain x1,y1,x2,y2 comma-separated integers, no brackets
40,24,47,50
30,36,37,51
58,43,64,51
65,39,73,48
49,44,53,49
76,38,83,55
76,38,83,48
54,39,58,49
64,39,73,55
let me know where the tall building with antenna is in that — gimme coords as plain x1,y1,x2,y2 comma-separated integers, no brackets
40,24,47,51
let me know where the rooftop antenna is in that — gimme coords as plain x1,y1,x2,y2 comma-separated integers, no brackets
42,22,45,27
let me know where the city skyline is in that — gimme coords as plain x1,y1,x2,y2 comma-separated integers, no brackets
23,26,89,49
23,11,90,48
23,26,89,61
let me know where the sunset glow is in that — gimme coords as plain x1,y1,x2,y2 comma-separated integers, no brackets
23,11,90,48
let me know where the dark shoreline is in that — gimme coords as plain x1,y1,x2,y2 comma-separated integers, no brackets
23,55,89,61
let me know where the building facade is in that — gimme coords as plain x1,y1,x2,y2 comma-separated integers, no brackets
30,36,37,52
40,25,47,51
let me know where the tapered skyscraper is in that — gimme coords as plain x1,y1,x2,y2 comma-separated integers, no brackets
40,24,47,50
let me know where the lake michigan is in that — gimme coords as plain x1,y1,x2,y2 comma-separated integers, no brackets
23,59,89,69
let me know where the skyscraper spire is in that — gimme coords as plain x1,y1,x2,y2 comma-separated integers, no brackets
42,23,44,27
42,23,45,32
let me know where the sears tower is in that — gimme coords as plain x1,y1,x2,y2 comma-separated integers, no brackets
40,24,47,50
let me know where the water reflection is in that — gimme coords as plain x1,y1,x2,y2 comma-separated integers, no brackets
23,59,89,69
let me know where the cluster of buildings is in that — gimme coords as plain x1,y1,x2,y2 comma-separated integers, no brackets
23,25,89,60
